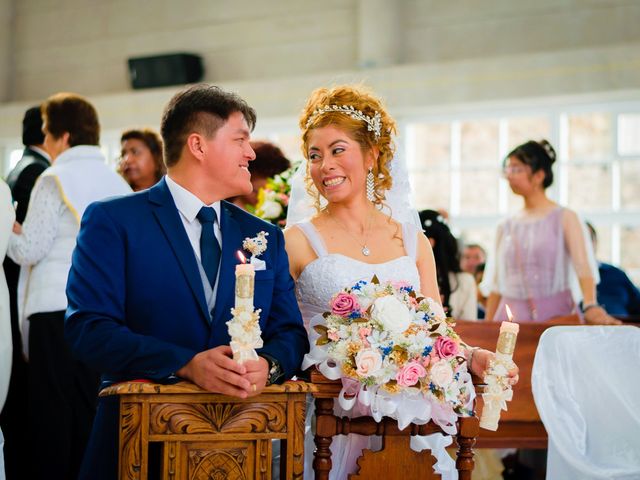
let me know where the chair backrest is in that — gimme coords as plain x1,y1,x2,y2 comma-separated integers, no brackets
532,326,640,480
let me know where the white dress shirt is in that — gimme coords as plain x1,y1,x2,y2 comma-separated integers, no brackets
165,175,222,301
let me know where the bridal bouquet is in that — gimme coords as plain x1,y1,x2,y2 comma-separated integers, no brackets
305,276,475,434
252,168,293,228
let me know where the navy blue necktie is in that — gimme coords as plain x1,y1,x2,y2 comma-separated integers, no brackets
196,207,221,288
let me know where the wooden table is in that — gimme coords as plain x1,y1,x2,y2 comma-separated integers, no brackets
310,370,480,480
100,380,316,480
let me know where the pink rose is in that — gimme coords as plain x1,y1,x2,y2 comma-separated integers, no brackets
355,349,382,377
395,361,427,387
331,292,360,317
434,336,459,359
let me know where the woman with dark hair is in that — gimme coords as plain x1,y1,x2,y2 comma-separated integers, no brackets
419,209,478,320
229,140,291,209
484,139,619,324
118,128,165,191
6,93,131,480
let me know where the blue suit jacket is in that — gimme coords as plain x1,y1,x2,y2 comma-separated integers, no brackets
65,178,308,479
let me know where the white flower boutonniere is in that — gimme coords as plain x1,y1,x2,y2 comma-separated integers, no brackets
242,231,269,270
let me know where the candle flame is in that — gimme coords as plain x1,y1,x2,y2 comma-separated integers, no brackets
505,304,514,322
236,251,247,264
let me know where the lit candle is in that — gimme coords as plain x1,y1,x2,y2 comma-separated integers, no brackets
480,304,519,431
235,251,255,310
227,251,262,364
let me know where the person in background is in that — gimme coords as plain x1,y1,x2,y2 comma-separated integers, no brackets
229,140,291,210
484,139,619,325
118,128,165,191
461,243,486,275
6,93,132,480
0,179,15,480
586,222,640,317
1,105,50,480
419,209,478,320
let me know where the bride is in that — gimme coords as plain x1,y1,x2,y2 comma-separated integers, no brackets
284,85,517,479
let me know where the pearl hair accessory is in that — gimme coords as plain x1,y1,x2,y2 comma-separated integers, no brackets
305,105,382,140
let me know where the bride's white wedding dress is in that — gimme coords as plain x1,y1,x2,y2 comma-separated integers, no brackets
294,220,421,480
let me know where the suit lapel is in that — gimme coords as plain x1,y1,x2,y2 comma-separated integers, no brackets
211,202,243,330
149,179,210,324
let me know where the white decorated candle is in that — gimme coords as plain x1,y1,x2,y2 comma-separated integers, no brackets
235,253,255,310
480,304,519,431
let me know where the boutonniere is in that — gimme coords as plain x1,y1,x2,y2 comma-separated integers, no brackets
242,231,269,270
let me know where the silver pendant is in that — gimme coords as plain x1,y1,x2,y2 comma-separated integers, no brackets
362,246,370,256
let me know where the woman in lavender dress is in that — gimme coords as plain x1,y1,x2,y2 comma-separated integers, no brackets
485,140,620,325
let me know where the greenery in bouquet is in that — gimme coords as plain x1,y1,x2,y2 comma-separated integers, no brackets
251,168,294,228
313,276,474,417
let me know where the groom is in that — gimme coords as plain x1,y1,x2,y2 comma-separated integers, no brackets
65,84,309,479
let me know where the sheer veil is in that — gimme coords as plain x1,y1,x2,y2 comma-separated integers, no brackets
286,141,421,229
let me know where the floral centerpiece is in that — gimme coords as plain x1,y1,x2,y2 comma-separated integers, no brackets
304,276,475,434
252,168,293,228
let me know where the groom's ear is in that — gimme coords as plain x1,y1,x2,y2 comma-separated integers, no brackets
185,133,207,161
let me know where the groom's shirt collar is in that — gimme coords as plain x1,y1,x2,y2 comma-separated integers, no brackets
165,175,221,223
165,174,222,261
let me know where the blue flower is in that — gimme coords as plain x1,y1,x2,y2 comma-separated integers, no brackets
422,345,433,356
381,345,393,357
429,382,437,392
349,311,361,319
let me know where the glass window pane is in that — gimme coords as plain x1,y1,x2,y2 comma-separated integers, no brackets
621,226,640,285
568,112,612,161
410,171,450,211
507,116,551,150
567,164,612,211
459,170,499,215
620,159,640,209
618,114,640,156
460,120,499,167
411,123,451,169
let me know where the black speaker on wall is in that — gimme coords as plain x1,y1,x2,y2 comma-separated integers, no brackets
127,53,204,89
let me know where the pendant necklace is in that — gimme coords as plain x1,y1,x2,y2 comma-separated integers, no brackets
328,209,373,257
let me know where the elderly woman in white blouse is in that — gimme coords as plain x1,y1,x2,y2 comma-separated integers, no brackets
6,94,131,480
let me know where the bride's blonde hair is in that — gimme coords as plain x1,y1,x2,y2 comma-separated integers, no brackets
299,85,397,211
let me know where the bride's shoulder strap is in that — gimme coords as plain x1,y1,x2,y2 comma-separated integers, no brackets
292,221,328,258
402,221,419,260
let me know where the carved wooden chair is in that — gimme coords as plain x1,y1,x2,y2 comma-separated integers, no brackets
310,369,480,480
101,380,315,480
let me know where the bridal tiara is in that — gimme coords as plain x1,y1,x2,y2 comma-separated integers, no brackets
305,105,382,140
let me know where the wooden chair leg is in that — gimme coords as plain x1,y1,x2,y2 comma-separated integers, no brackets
313,397,335,480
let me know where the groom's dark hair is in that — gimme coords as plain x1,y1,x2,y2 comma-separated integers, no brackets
161,84,257,168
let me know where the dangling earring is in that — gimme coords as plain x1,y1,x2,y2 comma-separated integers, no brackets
366,167,375,202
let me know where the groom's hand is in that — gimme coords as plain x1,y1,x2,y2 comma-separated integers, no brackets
243,357,269,397
176,346,252,398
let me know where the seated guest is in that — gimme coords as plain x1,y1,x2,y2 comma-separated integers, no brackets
6,93,131,480
229,140,290,210
419,209,478,320
118,128,165,191
475,262,487,319
587,222,640,316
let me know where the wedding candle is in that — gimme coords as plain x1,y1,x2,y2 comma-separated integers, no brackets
480,304,519,431
496,305,519,363
235,252,255,310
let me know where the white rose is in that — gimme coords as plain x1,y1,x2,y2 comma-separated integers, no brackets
371,295,413,333
430,359,454,388
260,199,283,219
355,349,383,377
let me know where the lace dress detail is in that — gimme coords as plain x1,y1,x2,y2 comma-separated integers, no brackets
294,221,439,480
295,221,420,330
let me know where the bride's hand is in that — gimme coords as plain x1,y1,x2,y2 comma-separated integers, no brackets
470,348,520,386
